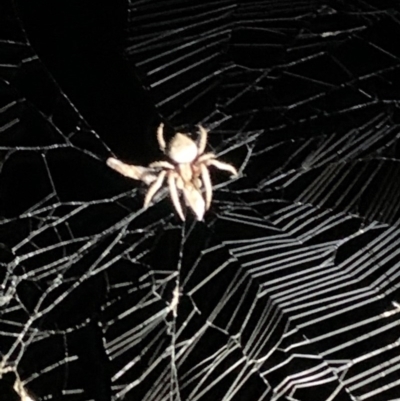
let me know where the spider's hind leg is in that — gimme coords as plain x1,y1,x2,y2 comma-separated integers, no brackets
157,123,167,152
197,125,208,155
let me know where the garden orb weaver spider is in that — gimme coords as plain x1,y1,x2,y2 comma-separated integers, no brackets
107,123,238,220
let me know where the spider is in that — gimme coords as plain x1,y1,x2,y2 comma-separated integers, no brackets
107,123,238,221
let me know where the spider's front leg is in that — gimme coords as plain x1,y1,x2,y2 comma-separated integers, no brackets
168,172,185,221
144,170,167,209
207,159,238,177
107,157,158,185
149,161,174,170
199,164,212,210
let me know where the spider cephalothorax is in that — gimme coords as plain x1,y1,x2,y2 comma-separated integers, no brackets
107,123,238,220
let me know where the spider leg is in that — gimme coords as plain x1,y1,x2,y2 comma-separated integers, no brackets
149,161,174,169
168,172,185,221
199,164,212,210
144,170,167,209
196,152,215,163
157,123,167,152
197,125,208,155
107,157,157,185
206,159,238,176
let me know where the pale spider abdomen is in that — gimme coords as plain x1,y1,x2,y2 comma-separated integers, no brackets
168,133,198,163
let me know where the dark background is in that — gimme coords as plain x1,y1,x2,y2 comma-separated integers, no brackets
17,0,159,164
